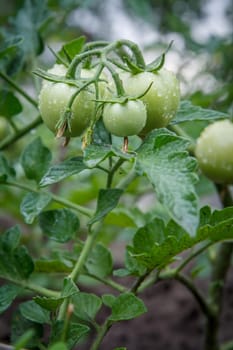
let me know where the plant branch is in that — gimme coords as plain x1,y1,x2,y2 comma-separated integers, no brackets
173,272,212,317
106,158,125,188
0,71,38,108
86,273,127,293
4,180,93,218
176,242,213,273
0,115,42,150
90,319,112,350
9,278,59,298
204,184,233,350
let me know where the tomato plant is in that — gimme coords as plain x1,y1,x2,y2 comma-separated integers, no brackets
0,5,233,349
195,119,233,184
103,100,147,137
120,68,180,135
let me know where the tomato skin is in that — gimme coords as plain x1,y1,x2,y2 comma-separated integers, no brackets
103,100,147,137
38,64,103,137
0,116,9,140
195,120,233,184
121,68,180,135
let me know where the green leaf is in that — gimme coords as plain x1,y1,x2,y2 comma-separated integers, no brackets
20,192,52,224
129,207,233,270
0,284,22,313
34,297,63,312
0,36,23,60
48,342,68,350
61,277,79,297
85,243,113,278
67,322,90,349
114,348,127,350
40,157,87,187
84,143,133,168
136,129,199,236
21,137,52,183
171,100,229,124
73,292,102,321
93,119,112,145
102,294,116,308
0,90,23,118
39,209,80,242
50,321,89,350
20,300,50,324
0,153,16,182
109,293,146,321
58,36,86,62
11,310,43,347
34,278,78,312
13,329,36,350
0,226,34,280
89,188,123,225
129,218,191,269
34,259,72,273
9,0,51,70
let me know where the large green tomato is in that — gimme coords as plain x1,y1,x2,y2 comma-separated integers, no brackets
195,119,233,184
39,64,104,137
103,100,147,137
0,116,10,140
121,68,180,135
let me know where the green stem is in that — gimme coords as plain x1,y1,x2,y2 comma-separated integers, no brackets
172,272,211,317
67,49,101,78
205,242,233,350
86,273,127,293
176,242,213,273
117,39,146,69
103,60,125,97
204,184,233,350
58,222,102,320
9,278,59,298
0,71,38,108
106,158,125,188
130,269,152,294
0,115,42,150
4,180,93,218
90,320,112,350
116,167,137,190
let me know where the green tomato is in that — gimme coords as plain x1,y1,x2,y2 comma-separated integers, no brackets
195,119,233,184
0,116,10,140
39,64,104,137
121,68,180,135
103,100,147,137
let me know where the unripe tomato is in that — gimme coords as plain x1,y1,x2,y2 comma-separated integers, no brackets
195,119,233,184
39,64,104,137
121,68,180,135
103,100,147,137
0,116,10,140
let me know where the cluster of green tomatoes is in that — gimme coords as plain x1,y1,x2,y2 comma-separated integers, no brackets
38,43,180,143
3,38,232,185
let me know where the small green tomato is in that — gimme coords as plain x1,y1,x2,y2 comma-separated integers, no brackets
103,100,147,137
195,119,233,184
39,64,104,137
121,68,180,135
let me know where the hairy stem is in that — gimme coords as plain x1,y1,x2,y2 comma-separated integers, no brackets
4,180,93,217
204,184,233,350
0,71,38,108
90,320,112,350
0,115,42,151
